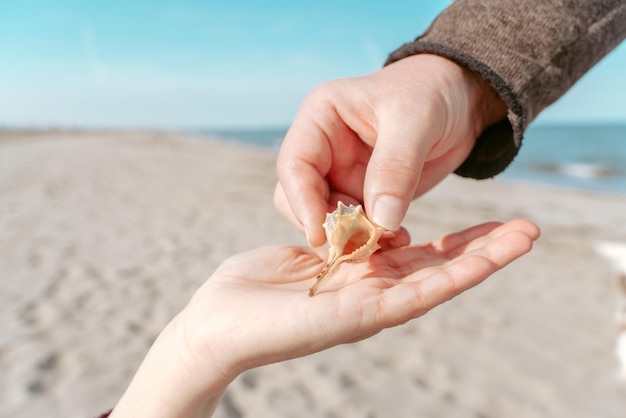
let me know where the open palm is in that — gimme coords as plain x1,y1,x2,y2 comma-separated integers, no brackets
178,219,539,381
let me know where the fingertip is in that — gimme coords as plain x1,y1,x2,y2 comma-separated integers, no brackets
506,218,541,241
524,220,541,241
273,170,329,247
305,226,327,248
372,195,405,231
379,227,411,250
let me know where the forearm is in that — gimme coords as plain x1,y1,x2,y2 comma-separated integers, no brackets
109,315,232,418
387,0,626,178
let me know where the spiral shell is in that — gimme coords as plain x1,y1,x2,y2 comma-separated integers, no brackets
308,201,385,296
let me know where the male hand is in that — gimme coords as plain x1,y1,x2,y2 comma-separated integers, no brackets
275,54,506,246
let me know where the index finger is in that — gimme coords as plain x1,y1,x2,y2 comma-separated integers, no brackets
276,113,333,247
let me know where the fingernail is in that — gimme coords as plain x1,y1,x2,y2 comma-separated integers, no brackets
372,195,403,231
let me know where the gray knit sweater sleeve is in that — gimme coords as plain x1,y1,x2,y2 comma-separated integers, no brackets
386,0,626,179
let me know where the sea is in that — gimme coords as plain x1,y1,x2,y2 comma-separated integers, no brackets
197,124,626,195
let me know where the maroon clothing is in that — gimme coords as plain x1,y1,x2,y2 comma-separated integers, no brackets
386,0,626,179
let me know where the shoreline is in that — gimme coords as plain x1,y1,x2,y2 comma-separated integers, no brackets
6,125,626,195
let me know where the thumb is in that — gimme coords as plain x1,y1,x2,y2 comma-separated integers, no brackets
364,123,432,231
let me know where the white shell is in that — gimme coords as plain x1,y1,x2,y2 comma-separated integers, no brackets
308,201,385,296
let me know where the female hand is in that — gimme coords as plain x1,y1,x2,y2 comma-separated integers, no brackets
111,219,538,417
275,54,507,246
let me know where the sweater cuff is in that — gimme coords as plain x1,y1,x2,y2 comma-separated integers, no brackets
385,41,523,179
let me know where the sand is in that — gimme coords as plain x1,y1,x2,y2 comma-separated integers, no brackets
1,131,625,418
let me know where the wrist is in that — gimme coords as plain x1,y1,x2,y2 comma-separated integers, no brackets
110,314,234,418
466,66,508,135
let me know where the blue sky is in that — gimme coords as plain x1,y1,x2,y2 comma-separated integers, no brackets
1,0,625,129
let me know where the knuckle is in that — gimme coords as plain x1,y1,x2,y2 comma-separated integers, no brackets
374,157,420,181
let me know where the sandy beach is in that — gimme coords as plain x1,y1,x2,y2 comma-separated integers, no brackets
1,130,626,418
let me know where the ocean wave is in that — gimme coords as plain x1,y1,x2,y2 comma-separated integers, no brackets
531,162,622,179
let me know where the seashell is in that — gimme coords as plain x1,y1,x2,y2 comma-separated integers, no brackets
308,201,385,296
